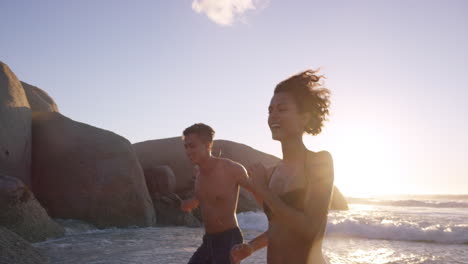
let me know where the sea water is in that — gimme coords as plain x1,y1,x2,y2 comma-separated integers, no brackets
35,195,468,264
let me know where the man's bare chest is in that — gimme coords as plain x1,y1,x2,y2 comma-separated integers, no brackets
195,173,236,202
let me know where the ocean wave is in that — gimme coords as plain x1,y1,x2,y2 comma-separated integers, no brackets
237,212,468,245
327,218,468,244
347,198,468,208
237,211,268,232
54,219,99,235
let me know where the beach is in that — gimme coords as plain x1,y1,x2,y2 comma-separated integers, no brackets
34,195,468,264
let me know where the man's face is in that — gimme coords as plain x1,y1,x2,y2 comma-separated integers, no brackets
183,133,210,164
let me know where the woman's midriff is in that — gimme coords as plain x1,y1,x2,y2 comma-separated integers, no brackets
266,221,325,264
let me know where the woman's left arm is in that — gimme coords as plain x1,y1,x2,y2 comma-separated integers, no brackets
258,151,334,240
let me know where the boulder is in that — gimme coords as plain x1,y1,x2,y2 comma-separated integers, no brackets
31,112,156,228
134,138,278,192
142,166,200,227
152,194,201,227
133,137,194,194
0,61,32,186
330,186,349,210
0,174,64,242
21,81,59,112
133,138,278,212
134,137,348,212
144,165,176,199
0,227,49,264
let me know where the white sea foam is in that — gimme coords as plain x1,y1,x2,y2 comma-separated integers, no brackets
326,217,468,244
237,207,468,245
347,198,468,208
237,211,268,232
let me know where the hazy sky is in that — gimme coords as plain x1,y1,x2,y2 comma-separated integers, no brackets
1,0,467,196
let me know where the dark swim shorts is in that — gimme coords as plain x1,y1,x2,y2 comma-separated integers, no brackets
188,227,244,264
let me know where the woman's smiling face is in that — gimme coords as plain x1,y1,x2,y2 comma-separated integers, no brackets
268,92,308,142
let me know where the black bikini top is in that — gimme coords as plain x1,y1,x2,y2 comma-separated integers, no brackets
263,188,306,221
263,154,310,221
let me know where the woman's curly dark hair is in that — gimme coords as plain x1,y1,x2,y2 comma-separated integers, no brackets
274,69,330,135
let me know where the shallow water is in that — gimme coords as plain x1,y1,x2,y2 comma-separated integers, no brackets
35,226,264,264
34,226,468,264
35,197,468,264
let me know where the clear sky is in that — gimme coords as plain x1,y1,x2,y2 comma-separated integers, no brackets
1,0,467,196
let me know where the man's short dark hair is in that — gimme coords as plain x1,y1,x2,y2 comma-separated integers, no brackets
183,123,215,143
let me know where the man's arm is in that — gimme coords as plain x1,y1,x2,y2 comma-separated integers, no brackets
180,166,200,212
181,197,199,212
233,162,264,205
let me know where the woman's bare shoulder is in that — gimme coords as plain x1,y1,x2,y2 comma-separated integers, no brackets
307,150,333,165
306,150,334,182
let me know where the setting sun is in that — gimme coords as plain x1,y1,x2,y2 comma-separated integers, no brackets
329,126,402,197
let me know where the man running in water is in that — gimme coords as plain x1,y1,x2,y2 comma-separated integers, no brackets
181,123,252,264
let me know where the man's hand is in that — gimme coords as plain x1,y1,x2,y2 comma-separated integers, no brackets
230,243,254,264
180,198,199,212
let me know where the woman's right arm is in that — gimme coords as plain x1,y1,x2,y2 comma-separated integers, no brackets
231,232,268,263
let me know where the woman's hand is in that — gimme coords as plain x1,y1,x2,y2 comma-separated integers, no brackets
247,163,269,192
230,243,254,264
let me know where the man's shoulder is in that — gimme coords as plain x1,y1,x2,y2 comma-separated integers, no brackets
216,158,246,173
216,157,241,167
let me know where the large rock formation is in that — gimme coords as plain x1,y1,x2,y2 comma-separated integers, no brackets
0,227,49,264
0,61,32,186
133,138,279,193
21,81,59,112
133,137,348,212
152,194,201,227
143,165,200,227
133,137,198,194
31,112,156,228
133,138,278,212
330,186,349,210
0,174,64,242
144,165,176,198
